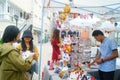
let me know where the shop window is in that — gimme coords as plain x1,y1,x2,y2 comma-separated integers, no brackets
0,3,4,14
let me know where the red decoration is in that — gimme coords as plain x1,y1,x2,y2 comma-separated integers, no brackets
110,20,114,24
46,0,50,8
71,13,75,18
75,13,78,18
91,76,95,80
56,20,61,28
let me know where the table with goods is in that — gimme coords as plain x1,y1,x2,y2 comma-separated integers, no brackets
43,36,120,80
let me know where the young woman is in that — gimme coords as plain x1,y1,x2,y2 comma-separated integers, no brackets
16,30,39,80
0,25,34,80
51,29,62,62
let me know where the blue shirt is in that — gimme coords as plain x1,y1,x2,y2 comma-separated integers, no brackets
99,37,117,72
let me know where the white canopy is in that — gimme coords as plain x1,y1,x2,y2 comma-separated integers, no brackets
44,0,120,22
69,16,100,26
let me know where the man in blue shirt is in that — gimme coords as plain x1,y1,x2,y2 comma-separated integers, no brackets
92,30,118,80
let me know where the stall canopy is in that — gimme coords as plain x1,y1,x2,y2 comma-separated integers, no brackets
44,0,120,22
69,16,100,26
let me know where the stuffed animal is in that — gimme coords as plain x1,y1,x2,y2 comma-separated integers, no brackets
63,37,72,53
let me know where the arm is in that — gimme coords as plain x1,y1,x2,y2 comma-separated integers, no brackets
102,49,118,62
16,44,22,55
88,53,101,67
99,40,118,63
57,43,62,48
33,46,39,60
8,50,33,71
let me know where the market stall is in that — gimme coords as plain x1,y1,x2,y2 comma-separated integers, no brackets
43,58,120,80
39,1,120,80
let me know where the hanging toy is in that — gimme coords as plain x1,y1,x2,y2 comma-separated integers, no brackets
56,19,61,28
64,4,71,15
63,44,72,53
60,13,66,22
63,37,72,53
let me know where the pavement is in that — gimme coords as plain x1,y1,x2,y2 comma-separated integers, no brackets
41,42,52,72
33,41,52,80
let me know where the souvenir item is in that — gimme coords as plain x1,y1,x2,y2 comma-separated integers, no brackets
48,60,50,66
54,66,61,74
63,37,72,53
80,28,89,39
60,13,66,22
22,51,34,60
64,4,71,15
59,70,69,79
49,62,54,70
62,52,70,61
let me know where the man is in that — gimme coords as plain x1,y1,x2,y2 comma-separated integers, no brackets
92,30,118,80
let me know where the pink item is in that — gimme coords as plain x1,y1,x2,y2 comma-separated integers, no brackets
80,28,89,39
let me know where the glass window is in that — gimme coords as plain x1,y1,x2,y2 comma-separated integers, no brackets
0,3,4,19
0,3,4,13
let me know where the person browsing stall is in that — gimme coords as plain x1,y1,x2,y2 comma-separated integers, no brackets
16,30,39,80
0,25,34,80
91,30,118,80
51,29,62,62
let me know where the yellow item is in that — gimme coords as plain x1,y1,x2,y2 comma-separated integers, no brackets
64,4,71,15
60,13,66,22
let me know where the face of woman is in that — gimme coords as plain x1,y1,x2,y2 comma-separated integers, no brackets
24,37,32,42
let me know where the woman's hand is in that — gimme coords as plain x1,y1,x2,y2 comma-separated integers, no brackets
33,53,39,60
20,51,23,55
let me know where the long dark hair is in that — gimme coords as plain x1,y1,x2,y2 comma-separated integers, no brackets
21,38,34,52
21,30,34,52
51,29,60,43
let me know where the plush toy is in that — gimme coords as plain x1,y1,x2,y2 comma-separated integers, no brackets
63,37,72,53
54,66,62,74
56,19,61,28
63,44,72,53
61,52,70,61
60,13,66,22
59,67,69,79
64,4,71,15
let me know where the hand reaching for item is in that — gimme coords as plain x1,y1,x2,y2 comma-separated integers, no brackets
33,53,39,60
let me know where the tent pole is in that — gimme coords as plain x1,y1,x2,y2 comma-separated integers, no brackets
38,0,45,80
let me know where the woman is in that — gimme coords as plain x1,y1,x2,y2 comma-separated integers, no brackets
51,29,62,62
16,30,39,79
0,25,33,80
